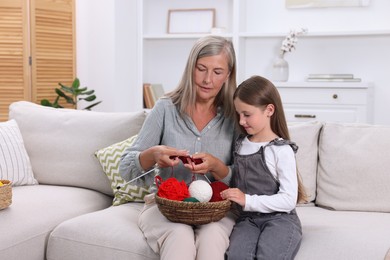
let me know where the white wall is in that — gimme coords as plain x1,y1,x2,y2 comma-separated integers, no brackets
75,0,141,112
76,0,390,125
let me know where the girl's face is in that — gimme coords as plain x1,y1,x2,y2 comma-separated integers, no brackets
194,53,230,103
234,97,274,141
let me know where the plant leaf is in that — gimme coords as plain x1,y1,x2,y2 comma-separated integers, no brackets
60,84,75,94
55,88,68,98
72,78,80,90
82,95,97,102
83,101,103,110
81,89,94,95
41,99,52,107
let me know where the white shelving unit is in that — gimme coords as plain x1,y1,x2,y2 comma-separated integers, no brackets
138,0,384,117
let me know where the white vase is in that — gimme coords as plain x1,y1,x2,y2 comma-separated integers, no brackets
272,55,289,82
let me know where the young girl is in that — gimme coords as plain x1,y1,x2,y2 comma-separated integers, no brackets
221,75,307,260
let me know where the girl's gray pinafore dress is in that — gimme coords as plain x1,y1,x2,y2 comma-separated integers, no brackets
226,136,302,260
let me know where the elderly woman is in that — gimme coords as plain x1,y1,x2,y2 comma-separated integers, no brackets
120,35,237,260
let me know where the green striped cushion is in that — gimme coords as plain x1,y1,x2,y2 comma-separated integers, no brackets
95,135,152,205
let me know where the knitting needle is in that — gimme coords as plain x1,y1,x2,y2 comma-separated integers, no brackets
116,167,156,189
203,174,211,183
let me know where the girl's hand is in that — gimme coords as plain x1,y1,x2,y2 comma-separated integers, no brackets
220,188,246,207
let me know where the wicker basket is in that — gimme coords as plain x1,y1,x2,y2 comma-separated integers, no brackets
0,180,12,210
155,195,231,225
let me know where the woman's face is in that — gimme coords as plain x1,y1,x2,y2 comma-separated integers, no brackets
194,53,230,102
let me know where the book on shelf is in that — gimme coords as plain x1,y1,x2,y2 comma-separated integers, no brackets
143,83,165,109
143,83,154,109
150,84,165,104
307,73,355,79
306,78,362,82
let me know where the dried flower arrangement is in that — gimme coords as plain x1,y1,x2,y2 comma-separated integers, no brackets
280,28,308,57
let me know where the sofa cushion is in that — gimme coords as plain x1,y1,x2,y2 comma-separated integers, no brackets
288,121,322,203
0,185,111,259
296,206,390,260
95,135,152,205
316,122,390,212
0,119,38,186
47,203,159,260
9,101,147,195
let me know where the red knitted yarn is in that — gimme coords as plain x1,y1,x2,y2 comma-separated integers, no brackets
157,177,190,201
210,181,229,202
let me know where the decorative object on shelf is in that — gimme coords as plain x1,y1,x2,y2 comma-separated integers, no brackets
272,55,290,82
286,0,371,9
167,9,215,34
210,27,226,35
143,83,165,109
272,28,308,82
41,78,102,110
306,73,362,82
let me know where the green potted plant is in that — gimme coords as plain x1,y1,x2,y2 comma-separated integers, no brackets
41,77,102,110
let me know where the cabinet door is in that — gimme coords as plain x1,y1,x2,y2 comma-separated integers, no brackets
30,0,76,107
0,0,30,121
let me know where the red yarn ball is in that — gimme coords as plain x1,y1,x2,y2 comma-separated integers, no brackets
157,177,189,201
209,181,229,202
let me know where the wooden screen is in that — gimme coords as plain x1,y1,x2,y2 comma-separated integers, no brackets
30,0,75,107
0,0,30,121
0,0,75,121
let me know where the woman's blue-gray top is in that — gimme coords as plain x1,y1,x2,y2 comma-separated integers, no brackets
119,97,235,189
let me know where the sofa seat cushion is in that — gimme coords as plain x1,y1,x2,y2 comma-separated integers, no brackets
296,206,390,260
47,203,158,260
0,185,112,260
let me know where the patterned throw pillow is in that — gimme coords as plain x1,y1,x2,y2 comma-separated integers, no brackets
95,135,152,205
0,120,38,186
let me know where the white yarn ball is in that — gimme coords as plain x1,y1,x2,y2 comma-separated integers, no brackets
189,180,212,202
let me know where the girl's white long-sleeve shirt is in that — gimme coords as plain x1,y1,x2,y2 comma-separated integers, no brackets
239,137,298,213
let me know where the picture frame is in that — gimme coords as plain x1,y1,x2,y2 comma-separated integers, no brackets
167,8,215,34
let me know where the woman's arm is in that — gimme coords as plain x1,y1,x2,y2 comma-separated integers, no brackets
119,99,187,183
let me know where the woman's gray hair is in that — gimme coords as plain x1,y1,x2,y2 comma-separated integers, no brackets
167,35,237,119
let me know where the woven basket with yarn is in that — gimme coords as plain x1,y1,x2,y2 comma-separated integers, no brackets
155,195,231,225
0,180,12,210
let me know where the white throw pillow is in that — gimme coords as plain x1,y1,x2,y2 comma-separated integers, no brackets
0,119,38,186
288,121,322,203
316,122,390,212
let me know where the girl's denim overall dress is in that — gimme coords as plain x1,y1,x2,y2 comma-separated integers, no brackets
226,136,302,260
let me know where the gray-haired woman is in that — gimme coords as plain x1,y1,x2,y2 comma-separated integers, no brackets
120,35,237,260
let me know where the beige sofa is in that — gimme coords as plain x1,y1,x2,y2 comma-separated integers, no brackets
1,101,390,260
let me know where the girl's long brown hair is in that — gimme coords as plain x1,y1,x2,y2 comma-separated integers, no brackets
234,75,308,203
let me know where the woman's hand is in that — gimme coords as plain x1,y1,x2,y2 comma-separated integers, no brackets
220,188,246,207
140,145,189,169
184,153,229,180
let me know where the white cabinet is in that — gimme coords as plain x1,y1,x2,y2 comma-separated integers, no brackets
275,82,374,123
